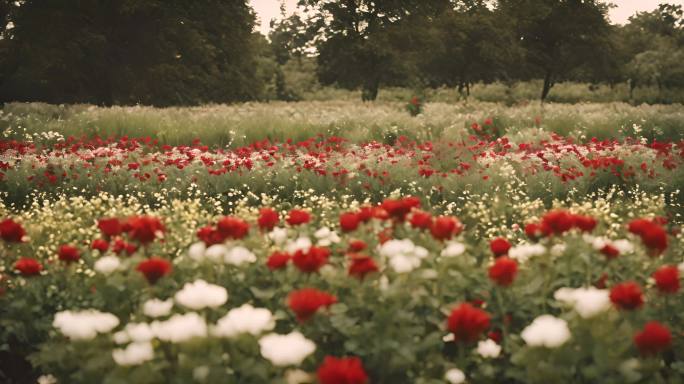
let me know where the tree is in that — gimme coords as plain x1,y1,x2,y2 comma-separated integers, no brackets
0,0,260,106
301,0,448,101
499,0,613,101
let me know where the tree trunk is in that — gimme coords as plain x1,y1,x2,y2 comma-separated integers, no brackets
541,70,554,103
361,78,379,101
628,78,636,101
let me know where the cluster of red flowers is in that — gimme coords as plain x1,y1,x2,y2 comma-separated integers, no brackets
524,210,597,239
627,218,668,255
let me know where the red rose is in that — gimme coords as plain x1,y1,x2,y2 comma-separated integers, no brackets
489,237,511,257
652,265,679,294
348,240,367,252
97,218,122,238
610,281,644,310
266,251,290,270
641,225,667,255
628,218,652,235
447,303,490,343
488,330,502,343
409,210,432,229
288,288,337,322
541,210,574,235
348,254,379,279
317,356,368,384
600,244,620,259
112,238,137,256
57,244,80,263
430,216,463,241
126,216,164,244
488,257,518,286
14,257,43,276
292,246,330,273
339,212,361,232
0,218,25,243
258,207,279,230
573,215,597,232
286,209,311,226
136,257,172,284
217,216,250,240
524,222,545,240
91,238,109,252
381,196,420,221
634,321,672,356
371,207,389,220
197,225,224,246
356,206,373,222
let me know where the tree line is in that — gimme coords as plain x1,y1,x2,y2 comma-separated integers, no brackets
1,1,683,105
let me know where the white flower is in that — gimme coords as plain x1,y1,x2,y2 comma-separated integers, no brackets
314,227,340,246
285,237,312,254
612,239,634,254
508,243,546,263
476,339,501,358
258,332,316,366
224,246,257,265
187,242,206,261
36,374,58,384
112,341,154,366
205,244,229,262
620,358,642,382
123,322,154,342
53,310,119,340
175,280,228,310
550,243,566,256
285,369,314,384
151,312,207,343
441,242,466,257
113,330,129,344
268,227,288,245
93,256,121,274
379,239,428,273
521,315,571,348
678,261,684,274
143,298,174,318
213,304,275,337
554,287,610,318
445,368,466,384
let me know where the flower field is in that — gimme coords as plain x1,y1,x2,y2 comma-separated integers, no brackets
1,101,683,383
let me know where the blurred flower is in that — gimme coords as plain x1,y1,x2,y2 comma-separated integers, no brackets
175,279,228,310
259,331,316,366
213,304,275,337
317,356,368,384
521,315,570,348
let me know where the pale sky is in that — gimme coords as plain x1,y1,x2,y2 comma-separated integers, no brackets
249,0,684,36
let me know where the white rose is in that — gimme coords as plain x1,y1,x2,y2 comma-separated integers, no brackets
175,280,228,310
213,304,275,337
521,315,571,348
555,287,610,319
187,242,206,261
53,310,119,340
268,227,288,245
205,244,229,262
476,339,501,358
224,246,257,265
286,237,312,254
112,341,154,366
441,242,466,257
142,298,174,318
94,256,121,274
445,368,466,384
152,312,207,343
258,332,316,366
124,322,154,342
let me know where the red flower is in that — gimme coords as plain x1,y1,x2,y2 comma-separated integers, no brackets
287,209,311,226
524,222,545,240
381,196,420,221
197,225,224,246
339,212,361,232
573,215,597,232
288,288,337,322
447,303,490,343
348,240,367,252
652,265,679,294
217,216,250,240
356,206,373,222
0,219,25,243
610,281,644,310
348,254,379,279
136,257,172,284
628,218,653,235
541,210,574,235
14,257,42,276
489,237,511,257
266,251,290,270
258,207,279,230
430,216,463,241
97,218,122,238
57,244,80,263
600,244,620,259
634,321,672,356
317,356,368,384
91,238,109,252
292,246,330,273
641,225,668,254
409,210,432,229
488,257,518,286
112,238,137,256
126,216,164,244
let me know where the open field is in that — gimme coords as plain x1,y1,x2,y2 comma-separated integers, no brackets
1,101,683,383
